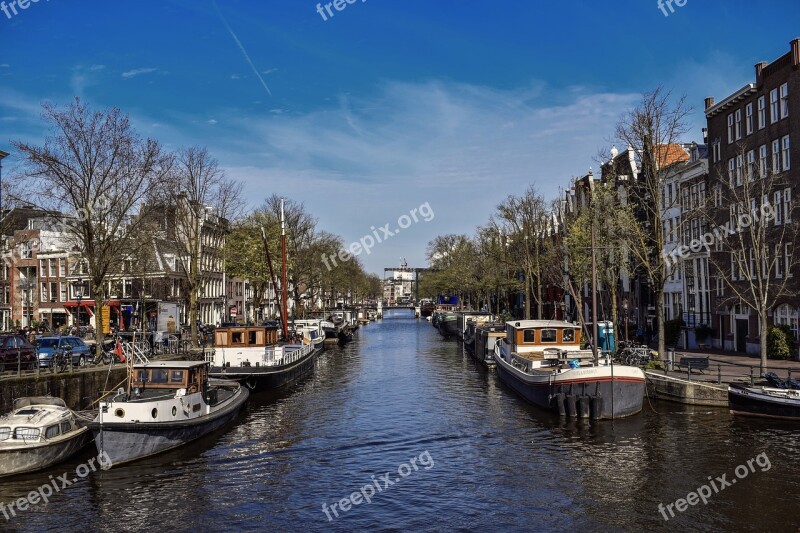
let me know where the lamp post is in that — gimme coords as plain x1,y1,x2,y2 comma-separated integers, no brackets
72,278,87,336
623,299,629,343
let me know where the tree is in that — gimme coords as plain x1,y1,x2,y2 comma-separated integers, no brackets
695,144,800,369
14,98,171,357
614,87,691,360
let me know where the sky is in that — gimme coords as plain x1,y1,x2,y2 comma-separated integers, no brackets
1,0,799,275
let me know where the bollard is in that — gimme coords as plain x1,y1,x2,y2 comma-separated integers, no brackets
687,364,691,382
16,346,21,377
718,364,722,385
749,366,754,386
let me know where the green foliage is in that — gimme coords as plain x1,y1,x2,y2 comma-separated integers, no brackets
767,325,797,360
664,319,685,347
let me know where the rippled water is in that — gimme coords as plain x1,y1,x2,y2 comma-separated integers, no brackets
2,311,799,532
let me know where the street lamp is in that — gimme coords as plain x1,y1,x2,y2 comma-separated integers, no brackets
72,278,87,335
622,299,629,343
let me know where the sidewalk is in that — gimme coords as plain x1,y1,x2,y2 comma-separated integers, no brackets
657,346,800,384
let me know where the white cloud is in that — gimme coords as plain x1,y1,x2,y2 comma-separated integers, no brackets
0,64,9,68
121,68,158,79
208,119,218,125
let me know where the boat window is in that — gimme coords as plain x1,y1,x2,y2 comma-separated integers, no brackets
45,425,61,439
0,427,9,441
563,329,576,343
248,330,258,345
523,330,536,343
15,408,39,416
170,370,186,384
14,427,40,440
136,370,148,383
231,331,244,345
541,329,557,343
151,369,169,384
60,421,72,433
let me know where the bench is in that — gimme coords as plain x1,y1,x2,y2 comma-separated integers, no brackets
677,356,709,374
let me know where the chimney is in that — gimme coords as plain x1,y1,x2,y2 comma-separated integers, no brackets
792,38,800,68
755,62,767,87
704,97,715,110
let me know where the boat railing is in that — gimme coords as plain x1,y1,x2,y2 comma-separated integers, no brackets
123,342,151,365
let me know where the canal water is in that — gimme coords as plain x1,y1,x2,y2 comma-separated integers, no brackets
2,311,799,532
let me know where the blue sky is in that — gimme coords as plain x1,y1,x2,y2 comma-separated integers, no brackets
1,0,799,274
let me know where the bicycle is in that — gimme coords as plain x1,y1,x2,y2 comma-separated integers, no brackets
49,344,73,373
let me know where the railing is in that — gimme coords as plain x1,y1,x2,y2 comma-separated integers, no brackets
653,356,800,386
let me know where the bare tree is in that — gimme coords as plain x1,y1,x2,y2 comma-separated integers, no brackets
169,146,242,346
692,144,800,368
13,98,171,357
614,87,691,359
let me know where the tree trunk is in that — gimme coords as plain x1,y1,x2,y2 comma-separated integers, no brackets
94,289,104,361
760,310,769,371
524,266,532,320
657,290,666,359
610,283,618,350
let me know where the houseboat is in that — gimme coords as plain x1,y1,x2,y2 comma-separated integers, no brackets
207,325,320,392
0,397,91,477
89,361,248,467
470,322,506,368
494,320,645,420
457,312,494,341
437,312,459,337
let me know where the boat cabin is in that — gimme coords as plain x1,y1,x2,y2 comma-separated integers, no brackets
130,361,209,393
505,320,584,355
215,326,279,349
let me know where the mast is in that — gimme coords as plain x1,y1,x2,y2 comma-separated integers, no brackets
280,199,289,340
591,217,599,364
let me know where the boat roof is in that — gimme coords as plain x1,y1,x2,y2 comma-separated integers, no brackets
133,361,208,370
505,320,579,329
13,396,68,409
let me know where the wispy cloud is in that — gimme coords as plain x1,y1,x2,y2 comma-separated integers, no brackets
208,119,218,125
121,68,158,79
0,64,9,68
212,0,272,97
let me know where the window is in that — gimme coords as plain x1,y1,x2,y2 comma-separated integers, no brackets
169,370,185,384
0,427,9,441
40,283,48,303
735,109,742,140
771,89,779,123
699,183,706,207
712,140,721,163
782,135,791,171
728,158,736,185
776,244,784,278
523,330,536,343
731,252,737,281
758,96,766,129
49,282,57,302
713,185,722,207
59,260,66,277
60,421,72,434
727,113,734,143
716,277,724,297
59,283,66,302
736,155,743,186
746,103,754,135
49,259,56,277
747,150,755,181
562,329,575,343
773,139,782,173
775,304,798,340
759,145,768,178
775,190,783,225
540,329,557,343
39,259,46,274
786,243,794,278
45,425,60,439
14,427,40,439
780,83,789,119
785,187,792,223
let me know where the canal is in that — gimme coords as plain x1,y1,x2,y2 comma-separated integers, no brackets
2,311,799,532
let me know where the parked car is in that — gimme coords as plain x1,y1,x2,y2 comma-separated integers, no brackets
36,336,92,368
0,335,37,371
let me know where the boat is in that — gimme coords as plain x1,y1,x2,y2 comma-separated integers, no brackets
494,320,645,419
89,361,249,467
728,373,800,419
456,312,494,341
0,397,92,477
470,322,506,368
437,312,459,337
207,325,320,392
420,299,435,318
292,319,326,348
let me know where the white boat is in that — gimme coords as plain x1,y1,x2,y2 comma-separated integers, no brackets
89,361,249,467
207,325,320,392
495,320,645,420
292,320,326,347
0,397,91,477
